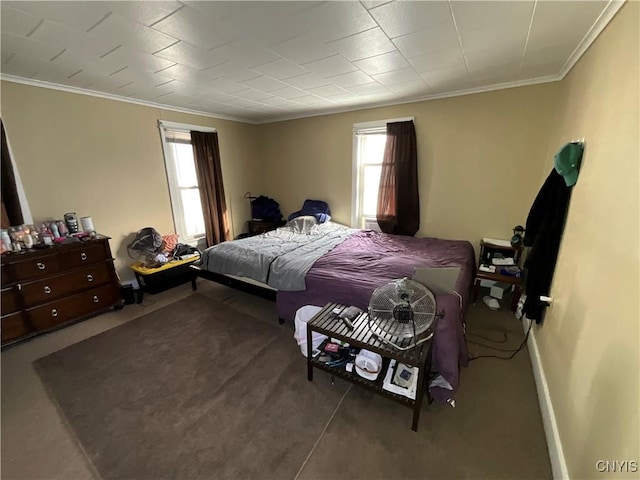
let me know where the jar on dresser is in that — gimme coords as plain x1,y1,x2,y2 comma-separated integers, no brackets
0,235,122,348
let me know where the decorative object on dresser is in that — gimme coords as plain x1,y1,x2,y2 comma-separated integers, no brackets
1,235,121,347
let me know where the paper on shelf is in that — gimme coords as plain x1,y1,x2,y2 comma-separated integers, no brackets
382,359,417,400
482,237,512,248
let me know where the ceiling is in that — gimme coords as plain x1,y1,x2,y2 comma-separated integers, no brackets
0,1,620,124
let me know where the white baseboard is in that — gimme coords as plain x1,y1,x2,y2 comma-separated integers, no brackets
523,317,569,479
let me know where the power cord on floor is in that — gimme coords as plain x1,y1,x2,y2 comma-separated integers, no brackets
468,318,533,361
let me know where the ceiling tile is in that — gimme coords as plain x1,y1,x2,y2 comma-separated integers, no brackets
101,1,183,27
326,70,375,88
372,67,423,86
204,61,261,83
392,22,460,58
420,65,470,90
241,75,288,92
153,41,226,70
346,82,391,96
209,39,280,68
0,6,43,37
250,57,309,80
465,45,526,72
293,2,377,42
4,1,112,32
527,1,608,48
204,77,251,95
268,32,337,64
268,86,309,100
285,73,333,90
408,47,466,74
151,6,240,50
354,51,410,76
451,1,533,33
28,21,121,58
90,14,178,56
523,44,576,70
221,2,315,45
361,1,393,10
152,63,213,84
459,27,528,56
328,27,396,62
385,79,431,97
307,84,350,98
369,1,453,38
468,62,522,82
1,31,66,63
230,88,274,102
300,55,358,77
180,1,250,23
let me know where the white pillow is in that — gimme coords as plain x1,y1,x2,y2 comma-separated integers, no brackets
286,215,318,234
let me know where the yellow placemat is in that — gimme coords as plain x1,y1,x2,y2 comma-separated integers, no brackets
129,256,198,275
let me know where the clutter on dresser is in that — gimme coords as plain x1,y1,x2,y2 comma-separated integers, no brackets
1,213,99,255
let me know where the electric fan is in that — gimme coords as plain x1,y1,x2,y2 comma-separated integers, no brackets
368,277,442,351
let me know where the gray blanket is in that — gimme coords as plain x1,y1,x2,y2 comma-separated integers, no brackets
200,222,356,291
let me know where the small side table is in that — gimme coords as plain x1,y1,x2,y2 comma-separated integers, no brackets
307,303,434,431
473,240,523,312
247,219,285,236
473,270,522,312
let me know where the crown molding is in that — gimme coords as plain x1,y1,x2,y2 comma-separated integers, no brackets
0,74,255,125
254,74,562,124
557,0,626,80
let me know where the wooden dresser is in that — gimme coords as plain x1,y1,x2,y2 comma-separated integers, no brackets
1,235,121,347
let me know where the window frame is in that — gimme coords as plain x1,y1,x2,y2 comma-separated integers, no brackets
351,117,413,229
158,120,216,245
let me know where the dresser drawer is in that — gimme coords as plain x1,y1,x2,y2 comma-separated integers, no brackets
11,254,60,281
58,243,108,270
1,311,30,343
1,287,20,316
27,284,119,331
20,262,114,307
1,264,11,285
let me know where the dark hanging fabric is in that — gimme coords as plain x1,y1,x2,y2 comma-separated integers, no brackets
523,169,573,323
190,131,230,247
376,120,419,236
1,119,24,227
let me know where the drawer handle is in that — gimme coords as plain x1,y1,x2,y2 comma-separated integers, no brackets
44,286,52,294
81,253,87,260
51,308,58,317
93,295,99,303
87,274,94,282
37,262,46,270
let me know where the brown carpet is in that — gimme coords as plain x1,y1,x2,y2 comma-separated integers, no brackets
34,291,552,479
34,293,349,480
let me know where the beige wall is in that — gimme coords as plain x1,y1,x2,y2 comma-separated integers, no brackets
533,3,639,478
258,83,561,249
0,81,261,280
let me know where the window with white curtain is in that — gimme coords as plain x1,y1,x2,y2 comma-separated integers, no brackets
159,121,213,243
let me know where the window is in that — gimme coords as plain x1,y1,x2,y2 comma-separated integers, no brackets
352,117,413,230
159,121,214,243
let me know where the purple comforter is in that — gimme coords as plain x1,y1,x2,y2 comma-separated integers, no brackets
277,230,475,403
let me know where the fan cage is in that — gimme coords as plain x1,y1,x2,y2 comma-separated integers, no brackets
368,278,437,341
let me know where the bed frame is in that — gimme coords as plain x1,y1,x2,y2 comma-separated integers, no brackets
190,265,285,323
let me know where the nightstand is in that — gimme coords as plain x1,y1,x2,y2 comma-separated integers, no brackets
247,219,285,236
472,239,523,312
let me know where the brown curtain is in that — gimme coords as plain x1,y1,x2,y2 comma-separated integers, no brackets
1,119,24,228
190,131,230,246
376,120,419,236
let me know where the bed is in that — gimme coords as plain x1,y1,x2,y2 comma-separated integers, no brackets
195,219,475,403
